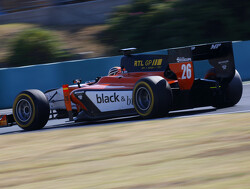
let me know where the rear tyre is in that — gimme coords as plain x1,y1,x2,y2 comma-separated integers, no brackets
214,70,243,108
133,76,172,118
13,89,50,131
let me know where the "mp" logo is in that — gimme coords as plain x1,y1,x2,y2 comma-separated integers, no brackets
210,44,221,49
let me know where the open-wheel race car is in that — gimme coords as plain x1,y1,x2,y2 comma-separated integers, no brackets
1,41,243,130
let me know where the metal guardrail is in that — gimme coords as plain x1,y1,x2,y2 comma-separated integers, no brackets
0,0,93,14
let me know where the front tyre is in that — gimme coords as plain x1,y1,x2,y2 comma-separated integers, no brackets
133,76,172,118
13,89,50,131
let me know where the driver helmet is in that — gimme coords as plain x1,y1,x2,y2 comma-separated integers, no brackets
108,67,121,76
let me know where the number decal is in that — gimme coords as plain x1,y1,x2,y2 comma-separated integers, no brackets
169,62,194,90
181,63,192,79
186,63,191,79
181,64,186,79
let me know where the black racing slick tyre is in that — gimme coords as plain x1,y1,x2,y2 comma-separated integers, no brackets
133,76,173,119
214,70,243,108
13,89,50,131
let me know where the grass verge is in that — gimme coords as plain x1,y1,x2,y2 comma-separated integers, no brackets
0,23,111,67
1,113,250,188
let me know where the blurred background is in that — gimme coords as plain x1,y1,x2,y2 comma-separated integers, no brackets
0,0,93,13
0,0,249,68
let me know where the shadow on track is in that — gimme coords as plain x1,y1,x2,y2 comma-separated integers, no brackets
0,107,217,135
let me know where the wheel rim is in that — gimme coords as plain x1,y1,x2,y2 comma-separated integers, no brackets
136,87,151,111
16,99,32,122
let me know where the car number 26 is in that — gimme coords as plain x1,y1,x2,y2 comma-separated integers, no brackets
181,63,192,79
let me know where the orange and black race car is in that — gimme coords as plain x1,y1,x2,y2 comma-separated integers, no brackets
1,42,243,130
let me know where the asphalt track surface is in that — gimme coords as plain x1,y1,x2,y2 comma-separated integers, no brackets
1,84,250,135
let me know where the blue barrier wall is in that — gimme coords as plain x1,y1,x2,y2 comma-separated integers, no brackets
0,56,121,109
233,41,250,81
0,41,249,109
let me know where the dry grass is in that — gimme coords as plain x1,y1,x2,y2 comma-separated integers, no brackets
1,113,250,188
0,23,111,67
0,24,35,67
47,24,112,58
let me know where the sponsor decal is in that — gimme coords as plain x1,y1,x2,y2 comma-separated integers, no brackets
78,95,83,100
222,65,227,70
218,60,229,64
96,93,120,103
218,60,229,70
176,57,192,63
210,43,221,49
134,59,163,70
86,91,134,112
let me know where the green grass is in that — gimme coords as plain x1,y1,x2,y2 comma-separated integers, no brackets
1,113,250,188
0,23,111,67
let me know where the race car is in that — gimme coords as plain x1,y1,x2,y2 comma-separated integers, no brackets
2,41,243,130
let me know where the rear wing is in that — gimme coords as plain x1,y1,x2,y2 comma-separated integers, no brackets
168,41,235,81
121,42,235,82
